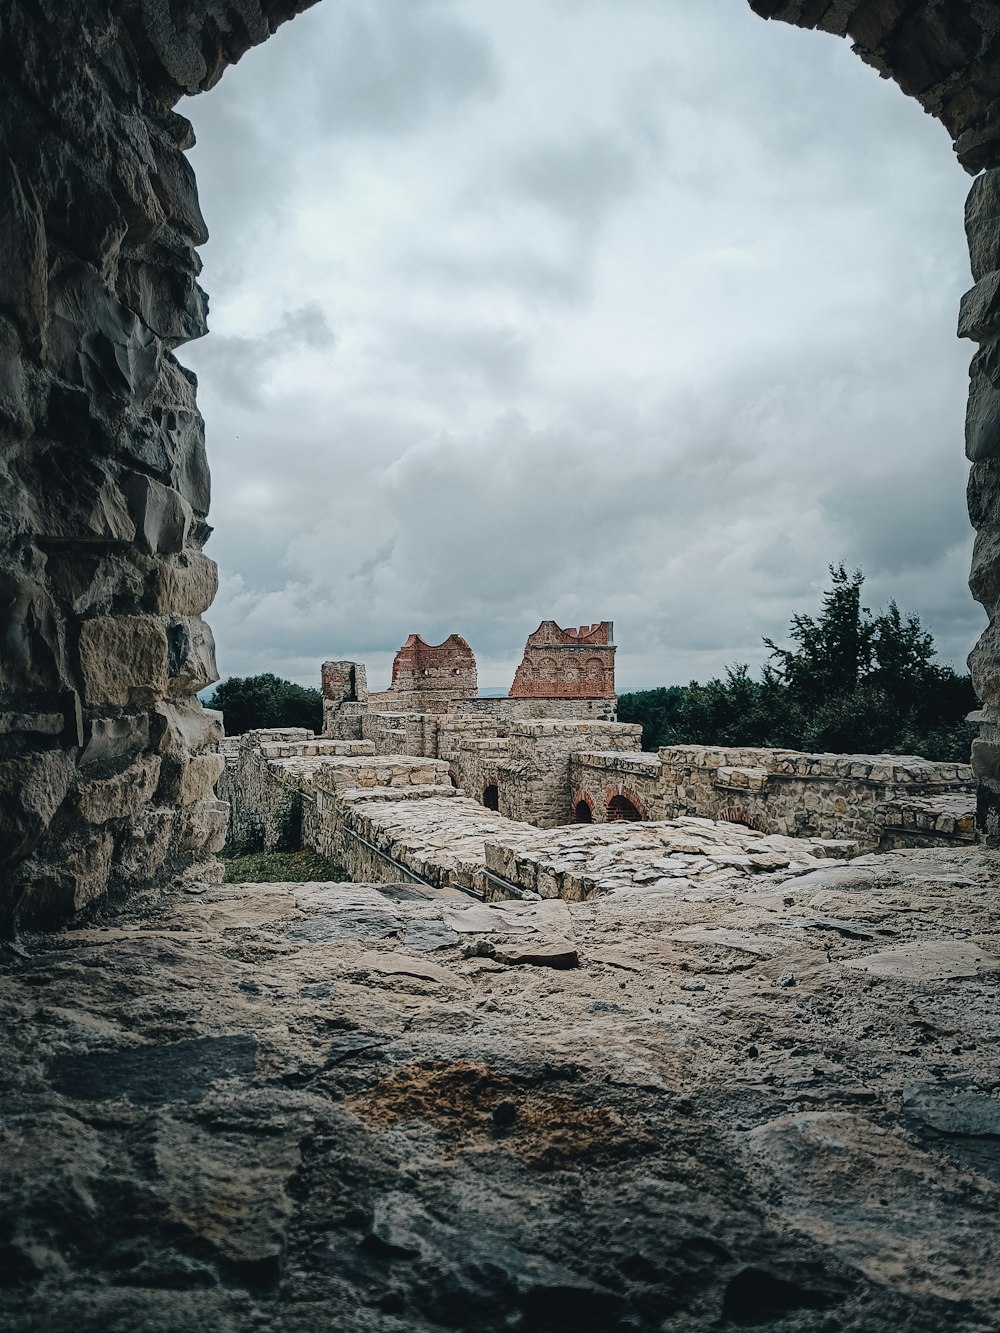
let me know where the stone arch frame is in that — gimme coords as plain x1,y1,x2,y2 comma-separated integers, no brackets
2,2,1000,934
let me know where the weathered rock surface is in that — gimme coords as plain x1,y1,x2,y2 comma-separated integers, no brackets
2,845,998,1331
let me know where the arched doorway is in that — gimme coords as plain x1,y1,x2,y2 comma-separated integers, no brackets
608,793,644,822
573,799,593,824
482,783,500,811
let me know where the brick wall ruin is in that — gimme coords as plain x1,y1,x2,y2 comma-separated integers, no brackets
368,634,478,715
3,1,1000,932
509,621,616,699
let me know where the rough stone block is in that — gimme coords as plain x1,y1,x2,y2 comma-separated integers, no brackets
13,830,114,928
165,615,218,696
0,751,75,869
78,615,169,707
959,272,1000,342
175,795,228,855
80,714,151,767
77,755,162,824
965,369,1000,461
151,699,224,755
161,752,225,806
113,805,177,882
966,169,1000,283
0,157,47,339
151,550,218,614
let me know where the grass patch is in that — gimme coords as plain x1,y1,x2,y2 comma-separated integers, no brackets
221,849,351,884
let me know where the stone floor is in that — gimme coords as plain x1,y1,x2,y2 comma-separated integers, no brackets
2,844,999,1331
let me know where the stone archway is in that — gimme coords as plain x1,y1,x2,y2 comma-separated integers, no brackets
2,2,999,932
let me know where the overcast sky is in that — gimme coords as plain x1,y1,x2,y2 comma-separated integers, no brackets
180,0,978,695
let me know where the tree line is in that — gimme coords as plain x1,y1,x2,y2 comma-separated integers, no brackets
617,566,977,763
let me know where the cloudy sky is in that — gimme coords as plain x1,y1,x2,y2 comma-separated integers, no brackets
180,0,978,694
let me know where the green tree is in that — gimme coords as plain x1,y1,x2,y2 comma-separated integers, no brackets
207,673,322,736
618,565,977,760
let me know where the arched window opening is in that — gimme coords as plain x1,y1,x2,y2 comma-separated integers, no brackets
482,783,500,811
608,793,643,822
574,799,593,824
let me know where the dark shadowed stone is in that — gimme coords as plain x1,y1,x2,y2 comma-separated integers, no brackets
902,1083,1000,1181
967,169,1000,282
165,615,218,695
0,157,47,339
47,264,161,404
80,714,151,768
48,1035,258,1106
0,571,64,693
287,910,399,943
0,750,74,869
966,369,1000,461
122,471,192,554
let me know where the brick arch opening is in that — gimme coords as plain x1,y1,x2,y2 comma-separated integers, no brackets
2,2,999,935
572,794,595,824
608,792,645,823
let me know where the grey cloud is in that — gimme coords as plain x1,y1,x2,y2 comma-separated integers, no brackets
184,302,334,406
379,320,532,393
315,0,501,137
504,134,641,229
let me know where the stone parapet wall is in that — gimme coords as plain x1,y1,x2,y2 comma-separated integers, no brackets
221,728,450,854
658,746,975,852
452,696,617,728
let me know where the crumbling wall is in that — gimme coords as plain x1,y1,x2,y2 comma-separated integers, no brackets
321,659,367,738
368,634,478,714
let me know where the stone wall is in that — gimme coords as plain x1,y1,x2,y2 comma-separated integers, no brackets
509,621,616,699
452,695,618,727
320,659,367,738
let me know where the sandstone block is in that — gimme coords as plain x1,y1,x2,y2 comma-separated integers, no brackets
13,830,114,928
175,796,228,855
166,615,218,697
79,615,169,707
113,805,177,882
0,570,65,693
151,551,218,614
161,752,225,806
77,755,162,824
